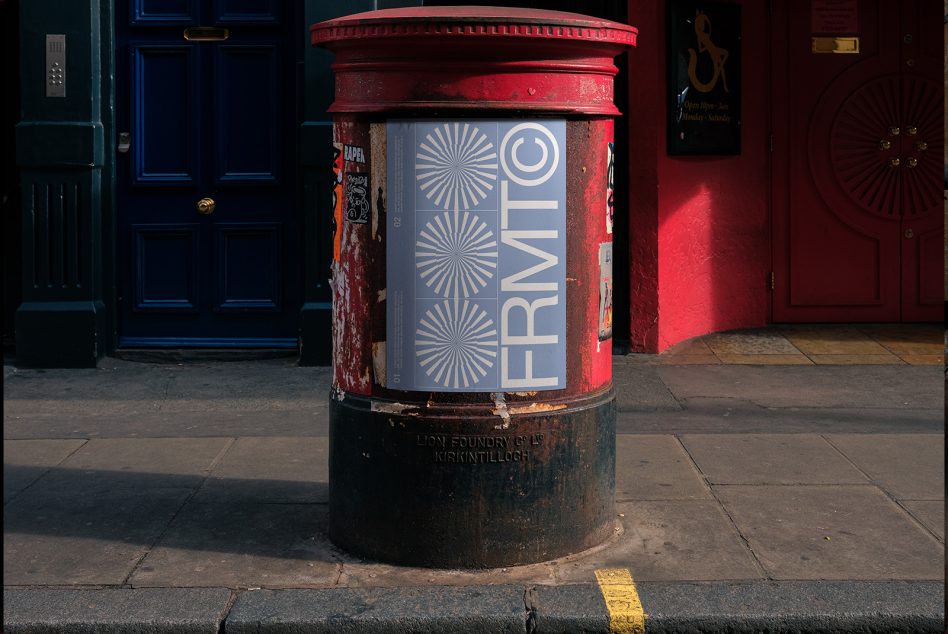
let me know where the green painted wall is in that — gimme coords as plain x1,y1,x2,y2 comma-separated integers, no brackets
15,0,113,367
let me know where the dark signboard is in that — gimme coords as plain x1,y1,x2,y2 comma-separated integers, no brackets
667,1,742,155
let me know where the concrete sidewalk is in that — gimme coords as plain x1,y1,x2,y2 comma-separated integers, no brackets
3,354,945,632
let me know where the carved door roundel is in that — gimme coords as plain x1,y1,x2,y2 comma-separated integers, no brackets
811,71,942,224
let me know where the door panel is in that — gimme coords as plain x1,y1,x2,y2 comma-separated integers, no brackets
788,212,887,306
131,45,200,184
773,0,943,323
132,225,200,312
213,0,281,24
214,223,282,311
117,2,298,347
131,0,198,25
214,44,280,184
898,1,943,320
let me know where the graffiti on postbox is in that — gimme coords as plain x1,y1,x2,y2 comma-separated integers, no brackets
386,120,567,392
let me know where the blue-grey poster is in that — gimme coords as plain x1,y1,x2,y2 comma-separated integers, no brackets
386,119,567,392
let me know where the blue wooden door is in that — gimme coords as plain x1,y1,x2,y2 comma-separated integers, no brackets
116,1,298,347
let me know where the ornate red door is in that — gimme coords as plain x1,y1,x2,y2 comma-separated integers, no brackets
772,0,943,322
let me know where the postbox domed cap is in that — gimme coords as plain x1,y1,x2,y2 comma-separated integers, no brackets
310,6,636,114
311,6,637,47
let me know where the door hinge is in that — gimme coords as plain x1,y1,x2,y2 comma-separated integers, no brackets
769,271,775,290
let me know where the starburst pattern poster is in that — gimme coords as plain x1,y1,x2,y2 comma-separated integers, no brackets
386,120,567,392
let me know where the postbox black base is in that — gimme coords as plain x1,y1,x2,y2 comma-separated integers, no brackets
328,387,616,569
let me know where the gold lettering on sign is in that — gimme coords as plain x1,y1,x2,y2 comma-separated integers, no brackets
687,11,730,94
680,100,732,124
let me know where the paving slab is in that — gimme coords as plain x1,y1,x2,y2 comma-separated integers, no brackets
661,338,716,356
31,438,231,495
680,434,868,484
129,502,339,588
194,436,328,503
900,354,944,365
657,364,943,409
854,323,943,343
4,362,331,439
616,435,710,500
157,365,330,413
4,487,193,585
807,354,903,365
714,353,812,365
3,439,86,503
658,353,721,364
225,586,528,633
553,501,763,582
610,361,682,412
702,330,803,355
777,327,895,355
3,410,331,439
3,364,172,417
616,399,943,434
4,359,329,410
901,500,945,541
826,434,945,500
873,339,945,357
715,485,945,580
3,587,232,634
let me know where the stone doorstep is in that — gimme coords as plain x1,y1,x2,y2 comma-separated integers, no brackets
3,581,944,634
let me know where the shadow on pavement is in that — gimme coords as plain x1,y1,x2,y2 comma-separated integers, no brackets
5,464,332,561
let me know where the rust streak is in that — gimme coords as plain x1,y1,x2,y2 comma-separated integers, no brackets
370,401,421,416
491,392,511,429
507,402,568,415
372,341,386,385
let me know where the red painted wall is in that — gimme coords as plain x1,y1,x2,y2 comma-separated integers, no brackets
627,0,770,353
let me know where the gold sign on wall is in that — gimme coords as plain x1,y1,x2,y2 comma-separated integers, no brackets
812,37,860,53
667,1,743,155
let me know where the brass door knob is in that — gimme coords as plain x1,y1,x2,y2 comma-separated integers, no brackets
915,141,928,151
888,157,901,167
906,126,918,135
906,157,918,168
904,228,915,239
888,126,900,136
197,197,216,215
879,140,891,150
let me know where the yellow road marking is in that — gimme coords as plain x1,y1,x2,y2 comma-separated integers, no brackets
595,568,646,634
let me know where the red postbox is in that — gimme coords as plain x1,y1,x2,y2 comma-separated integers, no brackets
312,7,636,568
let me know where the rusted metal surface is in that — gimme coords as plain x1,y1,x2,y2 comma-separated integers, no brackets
329,389,616,568
316,7,634,568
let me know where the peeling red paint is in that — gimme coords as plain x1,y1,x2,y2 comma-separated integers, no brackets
332,117,376,395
